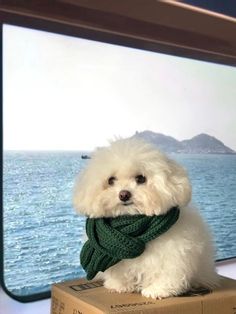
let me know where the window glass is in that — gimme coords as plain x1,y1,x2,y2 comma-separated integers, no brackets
3,24,236,297
182,0,236,18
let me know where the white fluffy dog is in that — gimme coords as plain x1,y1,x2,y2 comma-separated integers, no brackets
73,138,219,299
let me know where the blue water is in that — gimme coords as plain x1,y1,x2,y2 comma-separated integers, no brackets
3,152,236,296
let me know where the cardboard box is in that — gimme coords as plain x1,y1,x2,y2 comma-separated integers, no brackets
51,276,236,314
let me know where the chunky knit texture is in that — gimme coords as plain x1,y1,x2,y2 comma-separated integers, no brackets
80,206,180,280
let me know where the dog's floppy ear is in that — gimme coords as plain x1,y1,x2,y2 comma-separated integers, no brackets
73,149,108,215
73,164,100,216
73,168,90,215
149,155,192,211
166,158,192,208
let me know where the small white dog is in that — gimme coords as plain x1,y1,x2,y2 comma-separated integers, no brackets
73,138,219,299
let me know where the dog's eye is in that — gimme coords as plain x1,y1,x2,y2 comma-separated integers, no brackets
108,176,116,186
135,174,146,184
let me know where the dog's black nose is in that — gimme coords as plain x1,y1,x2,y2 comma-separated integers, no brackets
119,190,132,202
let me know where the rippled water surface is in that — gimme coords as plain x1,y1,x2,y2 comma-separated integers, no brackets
3,152,236,296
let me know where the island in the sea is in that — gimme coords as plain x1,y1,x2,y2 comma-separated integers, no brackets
132,131,236,154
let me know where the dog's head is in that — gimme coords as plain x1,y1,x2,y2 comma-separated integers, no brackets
73,138,191,217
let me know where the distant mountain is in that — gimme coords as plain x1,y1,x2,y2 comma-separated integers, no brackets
132,131,236,154
133,131,183,153
181,133,235,154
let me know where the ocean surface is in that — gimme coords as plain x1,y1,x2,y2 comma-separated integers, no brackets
3,152,236,296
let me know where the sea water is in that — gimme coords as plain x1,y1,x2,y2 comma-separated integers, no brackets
3,152,236,296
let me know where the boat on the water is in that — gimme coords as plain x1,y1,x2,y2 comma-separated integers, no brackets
81,155,91,159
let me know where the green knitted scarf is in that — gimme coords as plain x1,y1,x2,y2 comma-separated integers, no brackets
80,206,180,280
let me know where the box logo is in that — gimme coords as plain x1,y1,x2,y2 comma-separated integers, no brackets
70,281,103,292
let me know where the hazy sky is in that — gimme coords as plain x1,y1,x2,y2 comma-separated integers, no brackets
3,24,236,151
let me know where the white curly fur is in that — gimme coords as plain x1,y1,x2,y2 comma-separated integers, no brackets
73,137,219,299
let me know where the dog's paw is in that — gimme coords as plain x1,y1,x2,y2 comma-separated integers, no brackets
104,279,134,294
107,289,119,294
141,286,173,299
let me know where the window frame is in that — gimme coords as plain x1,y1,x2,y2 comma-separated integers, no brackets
1,0,236,302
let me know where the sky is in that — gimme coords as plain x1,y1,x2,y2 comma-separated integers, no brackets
3,24,236,151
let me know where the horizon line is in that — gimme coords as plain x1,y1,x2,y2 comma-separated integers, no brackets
3,131,236,152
